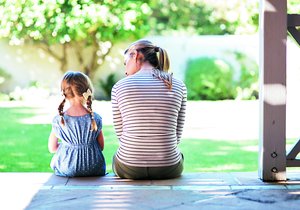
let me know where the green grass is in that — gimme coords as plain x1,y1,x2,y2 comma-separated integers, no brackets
179,139,258,172
0,106,266,173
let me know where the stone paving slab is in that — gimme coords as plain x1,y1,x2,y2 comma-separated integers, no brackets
67,174,153,186
26,188,217,210
24,188,300,210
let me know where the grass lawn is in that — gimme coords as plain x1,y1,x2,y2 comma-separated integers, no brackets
0,105,261,173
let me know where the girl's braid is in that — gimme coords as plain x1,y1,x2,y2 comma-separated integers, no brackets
86,95,97,131
58,98,66,126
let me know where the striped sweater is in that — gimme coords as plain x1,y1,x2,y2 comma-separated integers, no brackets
111,69,187,167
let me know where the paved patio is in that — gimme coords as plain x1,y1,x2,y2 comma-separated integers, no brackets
2,172,300,210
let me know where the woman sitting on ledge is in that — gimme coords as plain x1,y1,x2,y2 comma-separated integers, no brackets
111,39,187,179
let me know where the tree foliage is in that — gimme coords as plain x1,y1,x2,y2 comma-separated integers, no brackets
288,0,300,13
148,0,258,35
0,0,151,77
0,0,259,78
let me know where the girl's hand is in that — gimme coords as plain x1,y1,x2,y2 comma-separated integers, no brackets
48,131,59,153
97,130,104,151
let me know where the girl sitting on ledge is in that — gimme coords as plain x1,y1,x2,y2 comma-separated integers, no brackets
48,71,106,177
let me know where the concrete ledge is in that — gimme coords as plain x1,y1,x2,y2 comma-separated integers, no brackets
2,172,300,210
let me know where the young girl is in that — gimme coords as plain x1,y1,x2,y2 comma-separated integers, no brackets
48,71,106,177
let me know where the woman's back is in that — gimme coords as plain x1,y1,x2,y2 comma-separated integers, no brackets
112,39,186,179
112,69,187,167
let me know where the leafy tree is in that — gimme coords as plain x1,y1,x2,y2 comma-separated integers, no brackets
148,0,259,35
0,0,151,77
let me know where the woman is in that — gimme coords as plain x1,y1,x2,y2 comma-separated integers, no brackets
111,40,187,179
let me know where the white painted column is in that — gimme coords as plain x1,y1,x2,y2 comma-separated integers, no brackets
258,0,287,181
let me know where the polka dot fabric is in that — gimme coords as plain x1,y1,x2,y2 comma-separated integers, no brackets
50,112,106,177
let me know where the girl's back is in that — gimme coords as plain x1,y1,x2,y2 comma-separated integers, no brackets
51,113,105,177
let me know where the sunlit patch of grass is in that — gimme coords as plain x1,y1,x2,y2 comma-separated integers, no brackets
179,139,258,172
17,162,35,169
10,152,26,157
241,145,258,152
0,107,53,172
0,165,7,169
198,164,245,172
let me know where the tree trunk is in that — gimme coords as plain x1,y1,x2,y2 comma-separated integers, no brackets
40,42,68,73
60,44,68,72
40,41,113,79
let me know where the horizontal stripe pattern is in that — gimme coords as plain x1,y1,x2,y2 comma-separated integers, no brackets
111,69,187,167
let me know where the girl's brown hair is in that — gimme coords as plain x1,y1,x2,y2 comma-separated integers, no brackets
125,39,173,90
58,71,97,131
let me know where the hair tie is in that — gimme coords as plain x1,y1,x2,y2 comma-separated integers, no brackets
154,47,159,52
83,89,92,100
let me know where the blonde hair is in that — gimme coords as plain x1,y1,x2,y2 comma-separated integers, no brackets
58,71,97,131
125,39,173,89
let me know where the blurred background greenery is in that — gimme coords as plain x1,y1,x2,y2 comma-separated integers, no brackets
0,0,298,101
0,0,299,101
0,0,300,172
0,0,261,101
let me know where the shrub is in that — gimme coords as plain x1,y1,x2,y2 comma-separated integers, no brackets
185,57,237,100
0,93,9,101
233,51,259,100
98,73,119,100
9,86,50,101
184,52,259,101
0,67,11,86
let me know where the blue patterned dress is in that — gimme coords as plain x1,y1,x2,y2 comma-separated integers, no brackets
50,112,106,177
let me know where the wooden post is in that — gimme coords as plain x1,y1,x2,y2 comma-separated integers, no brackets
258,0,287,181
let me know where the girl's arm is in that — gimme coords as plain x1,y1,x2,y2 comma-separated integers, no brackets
48,131,59,153
97,130,104,151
